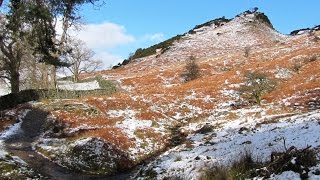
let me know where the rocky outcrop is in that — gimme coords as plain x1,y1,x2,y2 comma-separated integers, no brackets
290,25,320,35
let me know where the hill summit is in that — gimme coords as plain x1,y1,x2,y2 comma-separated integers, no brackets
114,10,286,69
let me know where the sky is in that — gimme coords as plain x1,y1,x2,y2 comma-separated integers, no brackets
48,1,320,67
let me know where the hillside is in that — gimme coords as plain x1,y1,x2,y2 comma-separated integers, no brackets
0,10,320,179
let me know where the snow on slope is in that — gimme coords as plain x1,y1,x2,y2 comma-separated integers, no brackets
136,108,320,180
125,12,289,72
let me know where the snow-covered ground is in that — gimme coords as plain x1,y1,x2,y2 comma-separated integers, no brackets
137,109,320,180
57,80,100,91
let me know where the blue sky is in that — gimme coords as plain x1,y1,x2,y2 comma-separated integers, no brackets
76,0,320,67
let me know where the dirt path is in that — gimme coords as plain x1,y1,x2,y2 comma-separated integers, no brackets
4,109,131,180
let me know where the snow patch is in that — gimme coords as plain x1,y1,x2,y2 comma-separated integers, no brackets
57,80,100,91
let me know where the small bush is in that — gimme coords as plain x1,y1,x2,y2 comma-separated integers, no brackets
229,150,260,179
268,146,317,179
95,75,117,91
239,71,276,105
292,62,303,72
307,55,318,62
77,75,117,93
181,56,200,82
244,46,251,57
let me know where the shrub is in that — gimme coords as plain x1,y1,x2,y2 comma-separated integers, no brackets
181,56,200,82
292,62,303,72
239,72,276,105
268,146,317,179
95,75,117,91
229,150,260,179
307,55,318,62
244,46,251,57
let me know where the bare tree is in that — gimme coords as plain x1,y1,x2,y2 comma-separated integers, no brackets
181,56,200,82
0,2,28,93
244,46,251,58
63,38,103,82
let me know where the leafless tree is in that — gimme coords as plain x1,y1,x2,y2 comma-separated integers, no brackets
63,38,103,82
181,56,200,82
244,46,251,58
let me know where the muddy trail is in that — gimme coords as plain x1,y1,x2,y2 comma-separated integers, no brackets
4,109,133,180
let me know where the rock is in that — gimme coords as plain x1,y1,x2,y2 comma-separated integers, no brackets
60,137,133,175
195,125,214,134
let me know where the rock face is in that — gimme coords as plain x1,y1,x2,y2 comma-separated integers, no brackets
59,137,133,175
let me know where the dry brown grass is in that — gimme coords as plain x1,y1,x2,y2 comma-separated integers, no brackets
44,33,320,161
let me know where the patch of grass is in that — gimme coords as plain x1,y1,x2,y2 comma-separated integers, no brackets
95,75,117,91
200,166,229,180
200,150,261,180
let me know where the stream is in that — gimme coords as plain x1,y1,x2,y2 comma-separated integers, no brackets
3,109,134,180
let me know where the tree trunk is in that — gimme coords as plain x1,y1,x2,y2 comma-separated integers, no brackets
73,71,79,83
10,71,19,93
30,58,37,89
50,65,57,89
40,63,48,89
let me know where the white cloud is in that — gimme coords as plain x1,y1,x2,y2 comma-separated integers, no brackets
93,51,123,68
142,33,165,42
55,19,166,67
71,22,135,49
